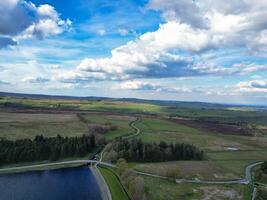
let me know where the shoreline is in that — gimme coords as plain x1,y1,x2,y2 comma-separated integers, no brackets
91,166,112,200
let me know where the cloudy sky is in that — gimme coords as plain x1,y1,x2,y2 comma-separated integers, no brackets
1,0,267,105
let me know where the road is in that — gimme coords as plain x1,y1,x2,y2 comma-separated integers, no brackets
0,160,115,173
252,186,257,200
1,159,262,186
135,161,264,185
121,117,141,139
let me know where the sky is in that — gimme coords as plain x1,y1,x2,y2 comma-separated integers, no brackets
0,0,267,105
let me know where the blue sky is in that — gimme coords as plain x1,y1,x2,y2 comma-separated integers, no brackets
1,0,267,105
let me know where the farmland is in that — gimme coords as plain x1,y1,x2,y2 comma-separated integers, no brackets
0,95,267,199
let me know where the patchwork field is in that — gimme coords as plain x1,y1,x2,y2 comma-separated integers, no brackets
0,97,162,113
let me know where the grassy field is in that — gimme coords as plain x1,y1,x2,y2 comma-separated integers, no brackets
81,113,135,139
0,112,87,140
143,176,251,200
0,97,162,113
135,161,240,180
2,96,267,126
165,107,267,125
133,117,267,180
135,150,267,180
135,117,258,151
98,167,129,200
207,151,267,176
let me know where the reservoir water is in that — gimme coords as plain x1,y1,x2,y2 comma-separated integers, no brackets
0,167,102,200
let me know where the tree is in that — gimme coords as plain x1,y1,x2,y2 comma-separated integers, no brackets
166,168,180,182
106,150,118,162
261,161,267,174
116,158,128,176
0,134,97,165
129,176,147,200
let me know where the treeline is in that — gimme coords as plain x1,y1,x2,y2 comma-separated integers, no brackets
0,134,96,165
106,139,204,162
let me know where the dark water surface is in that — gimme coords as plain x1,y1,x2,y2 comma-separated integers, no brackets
0,167,102,200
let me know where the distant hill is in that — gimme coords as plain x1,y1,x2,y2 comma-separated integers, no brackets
0,91,266,110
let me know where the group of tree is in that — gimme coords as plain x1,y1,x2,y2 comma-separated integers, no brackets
255,161,267,185
0,134,96,165
116,158,147,200
256,188,267,200
260,161,267,174
106,139,204,162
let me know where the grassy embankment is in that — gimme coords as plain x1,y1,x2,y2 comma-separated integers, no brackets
98,167,129,200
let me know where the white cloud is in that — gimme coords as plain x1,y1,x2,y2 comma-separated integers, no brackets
113,80,159,90
57,0,267,83
0,0,71,48
147,0,206,28
113,80,192,93
118,28,129,36
236,80,267,92
59,21,213,82
190,63,267,76
22,76,50,83
148,0,267,52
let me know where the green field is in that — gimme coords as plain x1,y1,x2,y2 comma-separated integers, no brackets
0,97,162,113
135,161,239,180
2,96,267,126
207,151,267,176
133,117,267,180
165,107,267,125
0,112,87,140
135,117,260,151
135,150,267,180
143,176,251,200
98,167,129,200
